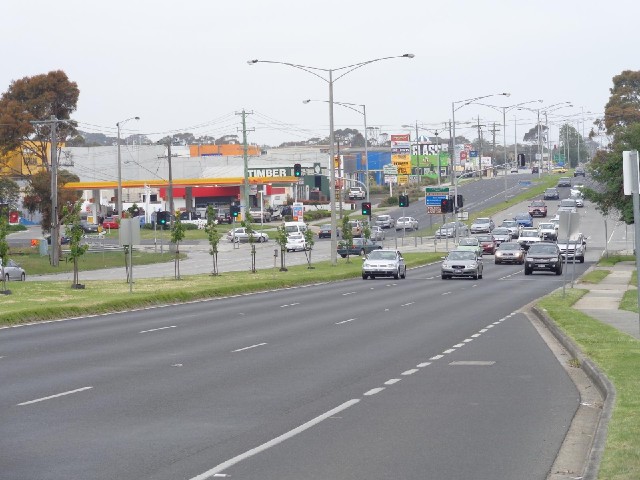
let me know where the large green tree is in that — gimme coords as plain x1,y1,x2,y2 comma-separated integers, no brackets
0,70,79,172
584,70,640,224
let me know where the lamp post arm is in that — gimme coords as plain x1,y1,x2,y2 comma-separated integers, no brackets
332,54,413,82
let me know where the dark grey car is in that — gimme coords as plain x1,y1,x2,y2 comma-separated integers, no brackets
524,242,563,275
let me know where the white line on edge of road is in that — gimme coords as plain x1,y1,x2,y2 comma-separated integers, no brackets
140,326,177,334
18,386,93,406
189,399,360,479
231,343,267,353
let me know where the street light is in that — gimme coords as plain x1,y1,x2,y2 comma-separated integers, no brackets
249,54,414,265
116,116,140,216
303,99,369,201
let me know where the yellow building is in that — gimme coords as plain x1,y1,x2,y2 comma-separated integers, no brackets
0,142,57,177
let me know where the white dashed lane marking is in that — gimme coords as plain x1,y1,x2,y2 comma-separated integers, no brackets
232,343,267,353
139,326,176,334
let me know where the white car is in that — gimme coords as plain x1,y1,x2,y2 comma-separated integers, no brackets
348,187,366,200
369,225,385,241
570,194,584,207
1,259,26,281
362,249,406,280
227,227,269,243
285,232,307,252
395,216,418,231
518,228,543,250
538,222,558,241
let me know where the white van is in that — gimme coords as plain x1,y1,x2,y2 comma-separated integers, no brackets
283,221,308,235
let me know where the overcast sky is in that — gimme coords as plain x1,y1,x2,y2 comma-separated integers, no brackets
3,0,638,147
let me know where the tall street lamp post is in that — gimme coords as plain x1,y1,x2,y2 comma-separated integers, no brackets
116,116,140,216
249,54,414,265
304,99,369,201
451,93,510,211
542,103,573,170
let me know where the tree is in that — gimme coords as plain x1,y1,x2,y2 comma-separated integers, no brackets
340,215,354,262
603,70,640,133
205,206,222,275
0,70,79,169
170,212,186,279
303,224,315,268
0,213,10,293
0,178,20,210
274,225,289,271
21,169,82,233
62,201,89,288
241,212,258,273
559,124,588,168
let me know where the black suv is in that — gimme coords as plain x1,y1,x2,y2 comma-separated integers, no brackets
574,166,586,177
216,209,232,224
543,188,560,200
524,241,563,275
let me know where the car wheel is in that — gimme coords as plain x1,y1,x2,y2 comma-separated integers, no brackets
20,272,25,281
556,265,563,275
579,256,585,263
401,268,406,279
362,274,368,280
441,274,448,280
359,249,366,256
495,259,501,265
5,273,9,282
474,272,479,280
340,254,347,258
394,270,399,280
524,266,532,275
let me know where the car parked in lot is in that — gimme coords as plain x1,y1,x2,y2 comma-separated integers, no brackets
557,233,587,263
524,241,563,275
490,227,512,245
441,250,483,280
102,216,119,229
395,217,418,231
227,227,269,243
476,234,498,255
470,217,495,234
557,176,572,187
374,215,395,229
80,220,100,233
514,212,534,228
337,237,382,257
494,242,525,265
0,259,26,281
543,188,560,200
285,232,308,252
317,224,339,239
456,237,483,257
249,209,271,222
528,200,548,217
362,249,406,280
435,221,470,239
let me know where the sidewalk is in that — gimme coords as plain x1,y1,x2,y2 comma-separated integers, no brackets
573,261,640,340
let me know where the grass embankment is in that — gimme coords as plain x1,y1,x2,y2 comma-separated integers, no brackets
0,252,443,326
538,288,640,480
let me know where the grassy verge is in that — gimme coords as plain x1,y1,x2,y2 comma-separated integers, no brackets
538,291,640,479
579,269,611,284
0,252,443,326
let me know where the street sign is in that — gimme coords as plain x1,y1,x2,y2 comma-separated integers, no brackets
425,186,451,214
383,165,398,175
384,175,398,184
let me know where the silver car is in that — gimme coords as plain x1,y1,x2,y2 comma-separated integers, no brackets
470,217,495,234
435,221,470,239
395,216,418,231
369,225,386,241
362,249,406,280
375,215,395,229
441,250,483,280
1,259,26,281
227,227,269,243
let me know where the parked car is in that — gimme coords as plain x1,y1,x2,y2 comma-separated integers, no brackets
362,249,406,280
500,220,520,239
285,232,308,252
490,227,512,245
375,214,395,229
543,188,560,200
348,186,366,200
0,259,26,281
441,250,484,280
269,207,283,221
369,225,386,241
249,209,272,222
79,220,100,233
494,242,525,265
470,217,495,234
227,227,269,243
318,224,339,239
528,200,548,217
476,234,498,255
337,237,382,257
456,237,483,257
395,217,418,231
574,166,586,177
514,212,534,228
518,228,543,250
216,208,232,224
557,233,587,263
557,176,572,187
435,221,470,239
102,216,119,229
524,241,563,275
537,222,558,241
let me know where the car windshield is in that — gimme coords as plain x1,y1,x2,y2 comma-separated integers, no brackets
477,236,492,242
368,251,397,260
539,223,554,229
529,244,558,254
398,217,410,222
531,201,544,206
441,222,456,229
376,216,389,221
502,221,517,227
498,243,519,250
515,214,530,220
475,218,490,224
520,230,538,237
459,238,479,246
493,228,510,235
448,251,477,260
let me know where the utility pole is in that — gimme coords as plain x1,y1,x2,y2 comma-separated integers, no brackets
30,115,65,266
236,110,254,219
476,116,486,176
489,123,500,168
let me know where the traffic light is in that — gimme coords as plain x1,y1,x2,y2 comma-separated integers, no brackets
456,194,464,208
440,198,451,213
230,205,240,219
518,153,526,167
157,211,168,226
294,163,302,177
361,202,371,216
399,195,409,207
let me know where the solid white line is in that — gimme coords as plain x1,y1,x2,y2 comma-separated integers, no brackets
189,399,360,479
430,354,444,360
139,326,176,334
401,302,415,307
384,378,401,385
18,386,93,406
364,387,385,396
443,348,456,354
402,369,419,375
416,362,432,368
336,318,356,325
232,343,267,353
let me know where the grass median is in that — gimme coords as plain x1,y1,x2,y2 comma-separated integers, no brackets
0,251,443,326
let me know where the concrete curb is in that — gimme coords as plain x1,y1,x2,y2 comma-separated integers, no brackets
532,305,616,480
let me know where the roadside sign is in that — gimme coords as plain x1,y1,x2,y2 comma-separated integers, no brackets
384,175,398,184
424,186,451,214
383,165,398,175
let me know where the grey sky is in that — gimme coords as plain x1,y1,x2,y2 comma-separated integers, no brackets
3,0,638,147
